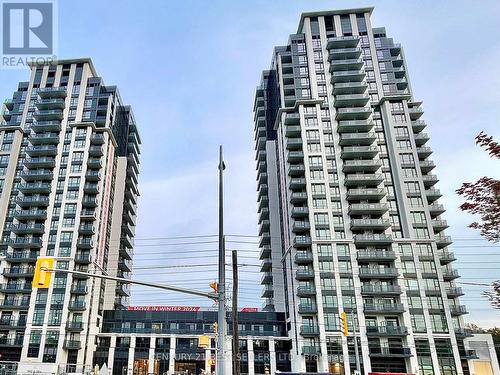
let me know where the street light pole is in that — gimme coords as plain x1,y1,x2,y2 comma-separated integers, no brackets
217,145,226,375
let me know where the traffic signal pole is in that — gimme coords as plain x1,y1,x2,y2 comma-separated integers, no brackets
37,267,218,300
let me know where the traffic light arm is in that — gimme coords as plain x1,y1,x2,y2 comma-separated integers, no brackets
39,267,218,300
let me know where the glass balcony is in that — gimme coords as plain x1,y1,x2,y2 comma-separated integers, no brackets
74,254,92,264
292,221,310,233
366,325,408,336
293,236,312,248
349,203,388,215
29,132,59,145
258,207,269,223
0,283,32,293
298,303,318,314
259,246,271,260
288,164,305,176
344,173,384,187
354,234,393,246
295,269,314,280
361,284,401,296
25,145,57,156
359,267,398,279
332,81,367,94
77,238,94,249
20,169,53,181
290,192,308,203
4,251,38,262
286,138,303,150
63,340,82,350
37,86,67,98
300,325,320,336
289,178,306,190
90,133,105,144
287,150,304,163
435,235,452,248
258,219,270,235
0,298,30,309
80,209,97,221
2,266,35,278
33,109,63,121
368,346,411,357
261,285,273,298
285,125,301,137
340,145,378,159
339,132,376,145
291,206,309,218
297,286,316,297
301,345,321,355
342,159,381,173
70,285,88,294
85,171,101,181
337,120,374,133
428,203,445,216
258,195,269,211
89,145,103,156
450,305,468,316
443,269,460,281
357,250,396,262
5,223,44,234
15,195,50,207
334,93,370,107
328,46,362,60
417,146,432,158
351,219,391,231
87,158,102,169
0,334,24,347
408,106,424,120
260,258,272,272
326,36,360,49
364,303,404,313
24,156,55,168
432,219,449,231
3,237,42,248
18,182,51,193
329,58,364,72
422,174,439,187
257,172,268,185
68,301,87,311
331,70,366,84
446,287,464,298
284,112,300,125
412,120,426,132
31,120,61,132
347,188,385,201
261,272,273,284
335,106,372,121
66,321,84,331
13,209,47,220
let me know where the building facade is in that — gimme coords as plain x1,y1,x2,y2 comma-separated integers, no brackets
0,58,140,372
92,310,292,375
254,7,473,375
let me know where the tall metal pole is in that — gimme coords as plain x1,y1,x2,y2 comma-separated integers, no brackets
232,250,240,375
217,145,226,375
353,313,361,375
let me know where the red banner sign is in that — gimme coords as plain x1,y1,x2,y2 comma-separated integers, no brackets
128,306,201,312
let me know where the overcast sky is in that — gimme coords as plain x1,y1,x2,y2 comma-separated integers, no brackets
1,0,499,327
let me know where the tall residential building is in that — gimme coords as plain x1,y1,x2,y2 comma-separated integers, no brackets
254,8,472,375
0,58,140,372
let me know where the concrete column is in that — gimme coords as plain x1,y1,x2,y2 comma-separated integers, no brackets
269,339,277,375
148,335,156,374
108,336,117,372
247,339,255,375
169,335,176,374
128,336,136,375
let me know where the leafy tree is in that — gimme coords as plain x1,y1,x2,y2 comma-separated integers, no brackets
457,132,500,310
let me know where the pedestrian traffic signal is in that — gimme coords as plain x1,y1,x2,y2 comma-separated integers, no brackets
32,257,54,289
341,312,348,336
209,281,219,293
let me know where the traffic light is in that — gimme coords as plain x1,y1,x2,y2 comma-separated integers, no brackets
209,281,219,293
212,322,218,335
32,257,54,289
198,335,210,348
341,312,348,337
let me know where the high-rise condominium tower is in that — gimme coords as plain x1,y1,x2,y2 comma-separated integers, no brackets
254,8,472,375
0,58,140,372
